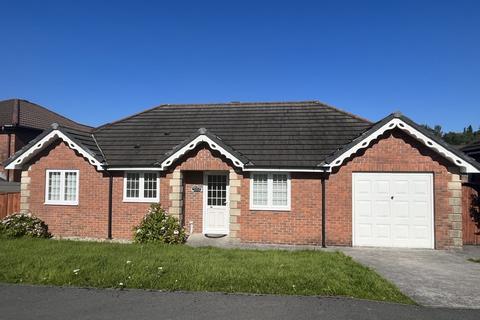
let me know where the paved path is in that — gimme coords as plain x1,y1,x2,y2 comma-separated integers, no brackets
0,284,478,320
338,246,480,309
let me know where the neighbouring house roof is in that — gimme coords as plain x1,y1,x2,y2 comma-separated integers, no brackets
462,139,480,155
4,100,480,173
0,99,92,132
93,101,372,168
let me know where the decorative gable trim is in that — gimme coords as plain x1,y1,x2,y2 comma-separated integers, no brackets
325,118,480,173
160,134,245,170
5,130,104,171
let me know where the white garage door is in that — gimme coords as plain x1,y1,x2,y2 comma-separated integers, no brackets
353,173,434,248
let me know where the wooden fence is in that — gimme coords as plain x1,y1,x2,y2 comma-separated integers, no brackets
462,184,480,245
0,192,20,219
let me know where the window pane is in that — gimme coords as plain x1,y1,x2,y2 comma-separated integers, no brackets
126,172,140,198
272,174,288,206
48,172,62,201
252,174,268,206
207,175,227,206
143,173,158,199
64,172,78,201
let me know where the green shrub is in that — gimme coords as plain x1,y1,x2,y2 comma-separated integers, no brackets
133,204,187,244
0,212,52,239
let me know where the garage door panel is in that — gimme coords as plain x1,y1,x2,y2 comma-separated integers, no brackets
353,173,433,249
357,224,373,238
356,200,372,217
373,200,389,217
392,180,409,194
413,181,429,194
374,180,389,194
356,180,371,194
411,200,429,218
392,224,409,239
374,224,391,238
392,200,409,218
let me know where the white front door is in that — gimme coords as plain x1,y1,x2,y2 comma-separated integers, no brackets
353,173,434,248
203,173,229,234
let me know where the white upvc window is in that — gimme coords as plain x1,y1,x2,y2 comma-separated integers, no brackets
45,170,79,205
123,171,160,202
250,172,291,211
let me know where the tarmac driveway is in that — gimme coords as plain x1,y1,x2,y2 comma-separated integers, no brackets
339,246,480,308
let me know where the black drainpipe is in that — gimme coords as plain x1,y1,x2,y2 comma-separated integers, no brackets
108,174,113,239
6,132,11,181
321,174,326,248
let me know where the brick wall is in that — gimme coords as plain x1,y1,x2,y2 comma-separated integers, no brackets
26,140,110,238
23,140,171,239
239,172,323,245
327,130,462,249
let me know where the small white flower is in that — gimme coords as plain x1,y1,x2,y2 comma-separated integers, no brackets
126,260,132,264
173,230,179,235
158,266,163,270
119,282,124,286
292,285,296,288
73,269,80,274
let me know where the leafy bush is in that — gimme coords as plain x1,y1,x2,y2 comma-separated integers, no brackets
133,204,187,244
0,212,52,239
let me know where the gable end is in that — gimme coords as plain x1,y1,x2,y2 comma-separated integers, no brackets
5,130,104,171
325,117,480,173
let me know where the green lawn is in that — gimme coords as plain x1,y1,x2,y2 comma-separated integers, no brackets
0,238,413,304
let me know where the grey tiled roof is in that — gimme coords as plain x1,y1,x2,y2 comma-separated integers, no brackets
93,101,372,168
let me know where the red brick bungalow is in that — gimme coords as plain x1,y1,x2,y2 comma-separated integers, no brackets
5,101,480,249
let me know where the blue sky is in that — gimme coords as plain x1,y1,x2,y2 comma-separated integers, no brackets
0,0,479,131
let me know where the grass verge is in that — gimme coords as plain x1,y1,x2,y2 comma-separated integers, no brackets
0,238,413,304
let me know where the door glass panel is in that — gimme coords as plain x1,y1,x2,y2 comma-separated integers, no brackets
207,175,227,206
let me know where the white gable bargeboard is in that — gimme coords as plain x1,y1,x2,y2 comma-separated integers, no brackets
5,130,104,171
326,118,479,173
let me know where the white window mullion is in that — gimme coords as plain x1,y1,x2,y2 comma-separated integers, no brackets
139,173,145,198
267,173,273,207
60,171,66,201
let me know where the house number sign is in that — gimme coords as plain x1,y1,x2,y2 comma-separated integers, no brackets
191,185,202,192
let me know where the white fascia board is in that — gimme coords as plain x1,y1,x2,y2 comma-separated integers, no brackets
5,130,104,171
159,134,245,170
244,168,326,172
326,118,480,173
107,167,162,171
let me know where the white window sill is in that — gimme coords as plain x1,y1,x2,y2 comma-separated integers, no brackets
250,206,291,212
123,198,160,203
44,201,78,206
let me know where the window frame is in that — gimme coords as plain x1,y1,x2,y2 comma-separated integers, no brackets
123,171,160,203
44,169,80,206
249,172,291,211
